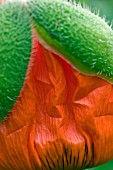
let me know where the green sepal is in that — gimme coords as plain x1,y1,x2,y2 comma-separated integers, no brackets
27,0,113,83
0,1,32,121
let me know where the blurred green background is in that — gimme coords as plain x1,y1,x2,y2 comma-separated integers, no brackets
75,0,113,170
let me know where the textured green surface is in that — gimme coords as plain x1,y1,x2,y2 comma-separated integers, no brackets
0,1,31,121
27,0,113,83
85,160,113,170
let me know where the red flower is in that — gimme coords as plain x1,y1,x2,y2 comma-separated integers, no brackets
0,38,113,169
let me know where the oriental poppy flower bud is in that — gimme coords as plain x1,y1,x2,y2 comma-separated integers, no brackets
0,0,113,170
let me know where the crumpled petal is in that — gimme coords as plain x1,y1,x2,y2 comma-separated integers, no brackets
0,38,113,170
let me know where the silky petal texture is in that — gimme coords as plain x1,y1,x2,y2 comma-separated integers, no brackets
0,38,113,170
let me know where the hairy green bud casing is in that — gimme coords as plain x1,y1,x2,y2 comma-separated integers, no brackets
0,1,32,121
27,0,113,83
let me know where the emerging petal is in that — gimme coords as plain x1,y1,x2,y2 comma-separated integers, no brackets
0,38,113,169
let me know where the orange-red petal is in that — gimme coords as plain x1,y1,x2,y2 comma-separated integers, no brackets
0,38,113,169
